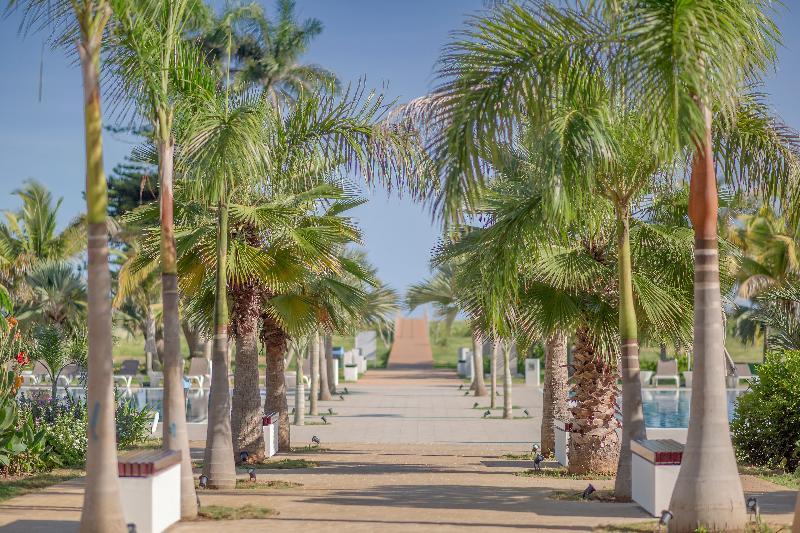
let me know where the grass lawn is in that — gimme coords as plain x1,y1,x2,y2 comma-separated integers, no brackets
0,469,84,503
197,504,274,520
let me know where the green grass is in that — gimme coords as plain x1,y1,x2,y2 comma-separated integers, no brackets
593,522,658,532
198,504,275,520
550,489,616,502
515,468,613,480
0,469,84,502
234,479,301,489
739,465,800,490
290,445,329,454
245,459,318,470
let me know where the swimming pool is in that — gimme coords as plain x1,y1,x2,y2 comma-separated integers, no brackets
642,389,744,428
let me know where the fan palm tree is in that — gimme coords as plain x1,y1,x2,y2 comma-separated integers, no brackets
407,262,488,396
8,0,126,528
108,0,215,511
16,260,87,332
410,2,797,524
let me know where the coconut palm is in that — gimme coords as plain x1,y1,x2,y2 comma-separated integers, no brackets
407,262,488,396
108,0,214,511
8,0,126,527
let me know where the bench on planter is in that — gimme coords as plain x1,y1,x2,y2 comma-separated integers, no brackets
118,449,182,533
263,411,279,458
554,419,571,467
631,439,683,517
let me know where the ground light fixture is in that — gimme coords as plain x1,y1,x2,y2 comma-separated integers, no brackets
312,436,321,446
459,384,464,390
328,408,334,415
523,409,529,416
473,402,479,408
464,391,470,396
344,387,349,394
582,484,596,499
199,475,208,489
248,468,256,482
658,510,673,528
127,523,137,533
746,497,760,521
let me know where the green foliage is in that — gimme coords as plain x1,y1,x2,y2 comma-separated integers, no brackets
731,350,800,471
28,324,88,390
0,371,46,472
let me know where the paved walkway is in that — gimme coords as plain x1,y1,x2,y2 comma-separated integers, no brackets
387,316,433,368
0,365,795,532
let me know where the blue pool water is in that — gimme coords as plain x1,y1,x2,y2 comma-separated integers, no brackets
642,389,744,428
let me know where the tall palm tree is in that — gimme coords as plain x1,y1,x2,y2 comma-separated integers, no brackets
108,0,213,511
410,2,797,524
16,260,87,331
407,262,487,396
8,0,126,528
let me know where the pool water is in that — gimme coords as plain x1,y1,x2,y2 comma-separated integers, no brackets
642,389,744,428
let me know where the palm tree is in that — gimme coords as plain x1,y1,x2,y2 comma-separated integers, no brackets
407,262,487,396
8,0,126,528
0,180,84,294
410,2,797,524
199,0,338,104
108,0,213,511
17,260,87,331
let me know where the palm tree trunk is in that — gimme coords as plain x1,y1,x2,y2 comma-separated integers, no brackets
202,201,235,489
157,138,197,515
294,347,305,426
568,326,620,475
230,280,265,462
325,335,336,394
77,21,126,531
318,332,331,401
502,341,512,419
309,333,320,416
490,340,499,409
182,321,208,359
472,333,487,396
262,314,290,450
669,105,747,531
144,309,156,373
614,211,647,502
541,331,569,456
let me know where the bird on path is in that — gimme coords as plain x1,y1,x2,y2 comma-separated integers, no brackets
483,410,491,418
473,402,479,408
321,416,328,424
339,394,345,401
312,436,321,446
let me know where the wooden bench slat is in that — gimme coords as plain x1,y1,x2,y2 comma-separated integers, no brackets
118,449,182,477
631,439,683,465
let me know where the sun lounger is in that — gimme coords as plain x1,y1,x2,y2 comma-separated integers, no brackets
114,359,140,389
652,359,680,387
734,363,758,387
186,357,211,389
147,371,163,387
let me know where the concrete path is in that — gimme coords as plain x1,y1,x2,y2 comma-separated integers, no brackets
0,365,795,532
388,316,433,368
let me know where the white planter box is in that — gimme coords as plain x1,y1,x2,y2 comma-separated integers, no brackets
525,358,540,387
118,451,181,533
263,412,279,458
554,419,571,467
640,370,654,387
631,439,683,517
332,359,339,387
457,359,466,377
358,354,367,374
344,365,359,382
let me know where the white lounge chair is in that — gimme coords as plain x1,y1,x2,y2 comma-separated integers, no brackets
652,359,680,387
147,371,164,387
186,357,211,389
114,359,140,389
734,363,758,387
32,361,50,384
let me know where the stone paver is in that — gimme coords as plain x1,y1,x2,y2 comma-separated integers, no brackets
0,366,794,532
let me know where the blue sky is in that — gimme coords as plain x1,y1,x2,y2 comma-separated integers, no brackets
1,1,798,299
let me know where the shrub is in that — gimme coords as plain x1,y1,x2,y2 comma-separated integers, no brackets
731,350,800,472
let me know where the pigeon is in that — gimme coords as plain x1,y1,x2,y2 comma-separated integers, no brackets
533,453,545,471
248,468,256,482
483,410,491,418
311,436,321,446
523,409,530,417
473,402,479,408
459,384,464,390
343,387,349,394
198,475,208,489
321,416,328,424
328,407,334,415
339,394,345,401
239,451,249,463
463,391,470,396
